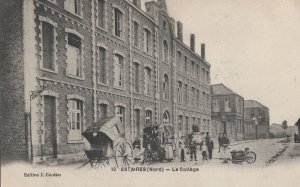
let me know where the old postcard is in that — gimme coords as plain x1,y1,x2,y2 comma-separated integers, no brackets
1,0,299,187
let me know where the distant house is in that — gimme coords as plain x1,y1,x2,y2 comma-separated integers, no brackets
211,84,244,141
244,100,270,139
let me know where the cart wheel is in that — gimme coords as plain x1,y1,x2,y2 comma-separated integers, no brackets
245,151,256,164
115,141,133,168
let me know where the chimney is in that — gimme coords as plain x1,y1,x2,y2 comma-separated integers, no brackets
177,21,183,42
201,43,206,60
190,34,195,52
133,0,141,8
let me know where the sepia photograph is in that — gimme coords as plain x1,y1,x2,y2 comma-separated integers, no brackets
0,0,299,186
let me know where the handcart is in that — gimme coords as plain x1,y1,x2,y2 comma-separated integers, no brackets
230,148,256,164
80,117,133,168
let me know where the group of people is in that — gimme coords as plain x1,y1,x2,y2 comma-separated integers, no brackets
185,132,214,162
132,132,231,163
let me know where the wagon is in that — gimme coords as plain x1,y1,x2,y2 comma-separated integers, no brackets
80,117,133,168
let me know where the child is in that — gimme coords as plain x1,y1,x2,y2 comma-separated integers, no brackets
201,141,208,160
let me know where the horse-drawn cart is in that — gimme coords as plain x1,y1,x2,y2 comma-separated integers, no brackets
80,117,133,168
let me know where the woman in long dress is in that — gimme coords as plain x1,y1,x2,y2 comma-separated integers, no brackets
165,136,174,161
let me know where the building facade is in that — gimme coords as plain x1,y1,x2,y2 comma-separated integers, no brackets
1,0,211,164
211,84,244,141
244,100,270,139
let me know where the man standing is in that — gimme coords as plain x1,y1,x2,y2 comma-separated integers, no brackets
189,138,197,161
206,137,214,160
218,133,222,153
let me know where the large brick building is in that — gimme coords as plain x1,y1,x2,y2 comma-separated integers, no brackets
1,0,211,164
210,84,244,141
244,100,270,139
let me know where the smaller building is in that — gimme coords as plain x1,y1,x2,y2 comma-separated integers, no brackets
211,84,244,142
244,100,270,140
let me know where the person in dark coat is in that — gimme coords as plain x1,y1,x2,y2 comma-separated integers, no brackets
206,137,214,159
189,139,197,161
218,133,222,153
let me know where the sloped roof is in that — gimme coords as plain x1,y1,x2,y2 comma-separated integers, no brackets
211,84,236,95
244,100,267,109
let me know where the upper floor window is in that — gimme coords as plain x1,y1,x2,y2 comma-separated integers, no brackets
133,21,139,48
177,51,181,70
196,89,200,108
163,20,167,31
163,74,169,100
163,41,168,63
97,0,106,29
184,84,188,105
133,62,140,93
113,54,124,88
114,8,123,38
98,47,107,84
177,81,182,104
144,67,152,96
41,21,55,71
191,87,195,106
68,99,83,141
65,0,82,16
225,98,232,112
213,99,219,112
143,28,151,53
178,115,183,132
191,61,195,77
67,33,83,78
184,56,188,73
196,64,199,80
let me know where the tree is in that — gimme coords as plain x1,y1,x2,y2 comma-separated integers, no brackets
282,120,288,137
295,118,300,134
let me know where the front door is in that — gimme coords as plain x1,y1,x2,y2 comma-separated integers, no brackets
44,96,57,158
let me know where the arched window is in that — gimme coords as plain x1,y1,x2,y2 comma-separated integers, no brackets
162,111,170,125
163,74,169,100
163,41,168,63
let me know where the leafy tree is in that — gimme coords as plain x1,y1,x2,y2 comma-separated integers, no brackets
282,120,288,137
295,118,300,134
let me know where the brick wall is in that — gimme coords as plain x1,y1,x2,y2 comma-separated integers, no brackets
0,0,27,163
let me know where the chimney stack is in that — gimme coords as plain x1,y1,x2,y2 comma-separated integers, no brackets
133,0,141,8
201,43,206,60
190,34,195,52
177,21,183,42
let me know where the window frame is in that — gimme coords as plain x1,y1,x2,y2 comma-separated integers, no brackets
96,0,107,30
113,53,125,89
65,29,84,80
67,96,85,143
144,66,152,96
143,28,151,54
97,45,108,85
39,17,58,73
163,74,170,100
113,6,125,40
163,40,169,63
64,0,83,18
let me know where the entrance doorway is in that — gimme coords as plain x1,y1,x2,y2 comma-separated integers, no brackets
222,121,227,134
44,96,57,158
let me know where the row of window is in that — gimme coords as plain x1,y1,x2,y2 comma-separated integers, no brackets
212,98,243,113
44,94,154,142
177,81,210,108
40,19,154,94
177,115,210,135
177,51,210,84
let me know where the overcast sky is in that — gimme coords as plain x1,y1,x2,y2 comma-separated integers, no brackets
143,0,300,125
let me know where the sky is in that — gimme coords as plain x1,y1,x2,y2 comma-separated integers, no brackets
142,0,300,125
